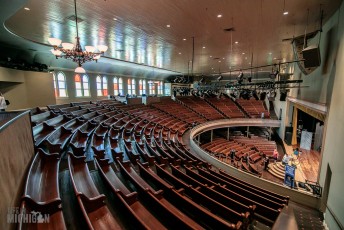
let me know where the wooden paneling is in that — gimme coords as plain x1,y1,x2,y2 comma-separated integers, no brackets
0,112,35,230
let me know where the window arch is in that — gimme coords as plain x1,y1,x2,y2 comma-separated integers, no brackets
139,79,146,95
148,81,155,95
102,76,108,96
53,72,67,97
113,77,123,96
158,81,163,95
75,74,90,97
127,78,136,95
96,76,108,96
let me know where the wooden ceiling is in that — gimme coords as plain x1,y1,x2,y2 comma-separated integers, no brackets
2,0,342,76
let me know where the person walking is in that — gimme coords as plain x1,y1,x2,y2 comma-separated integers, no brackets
0,92,7,111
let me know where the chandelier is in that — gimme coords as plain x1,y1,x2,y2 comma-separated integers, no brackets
48,0,108,73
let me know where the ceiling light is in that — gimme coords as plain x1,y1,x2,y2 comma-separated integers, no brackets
166,24,171,28
218,60,221,63
269,52,272,55
202,46,206,49
217,14,222,18
222,58,225,59
178,52,181,54
235,41,239,44
274,57,277,60
283,0,288,16
48,0,107,72
24,7,30,11
210,56,212,58
242,52,245,55
183,38,186,41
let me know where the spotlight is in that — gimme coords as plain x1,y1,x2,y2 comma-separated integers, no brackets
199,76,205,84
217,75,223,81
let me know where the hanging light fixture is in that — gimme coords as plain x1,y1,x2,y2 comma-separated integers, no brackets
48,0,108,73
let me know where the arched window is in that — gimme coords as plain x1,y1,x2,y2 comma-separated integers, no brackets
96,76,102,96
102,76,108,96
114,77,124,96
127,78,136,95
148,81,155,95
139,79,146,95
158,81,163,95
96,76,108,96
75,74,90,97
54,72,67,97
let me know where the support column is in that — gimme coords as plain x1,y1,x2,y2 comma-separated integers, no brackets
210,130,213,142
292,107,298,145
246,126,250,137
227,127,230,140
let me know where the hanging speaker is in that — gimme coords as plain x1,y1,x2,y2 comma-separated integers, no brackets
302,45,321,68
280,92,287,101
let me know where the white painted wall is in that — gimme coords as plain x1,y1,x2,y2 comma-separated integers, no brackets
273,2,344,229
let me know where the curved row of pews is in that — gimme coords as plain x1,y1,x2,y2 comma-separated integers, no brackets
20,99,288,230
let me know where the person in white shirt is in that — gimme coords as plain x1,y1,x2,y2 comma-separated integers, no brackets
0,92,7,111
282,153,291,165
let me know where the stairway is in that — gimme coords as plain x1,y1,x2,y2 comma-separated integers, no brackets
268,162,285,180
204,98,230,119
231,99,250,118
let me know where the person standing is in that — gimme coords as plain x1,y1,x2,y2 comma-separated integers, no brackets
264,155,270,170
230,149,236,163
273,149,279,162
0,92,7,111
293,148,300,159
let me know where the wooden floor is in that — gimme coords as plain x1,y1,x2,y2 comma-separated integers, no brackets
283,142,321,183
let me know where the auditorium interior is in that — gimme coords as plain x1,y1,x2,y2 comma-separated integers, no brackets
1,0,344,229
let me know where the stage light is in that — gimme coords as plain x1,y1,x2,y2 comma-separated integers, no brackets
217,75,223,81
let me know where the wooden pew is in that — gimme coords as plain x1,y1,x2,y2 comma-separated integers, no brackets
68,153,122,229
19,148,66,229
95,159,166,230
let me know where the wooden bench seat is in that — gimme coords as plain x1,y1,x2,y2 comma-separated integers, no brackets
68,153,122,230
70,130,89,156
198,168,285,210
18,201,66,230
95,159,167,230
22,149,61,214
31,111,57,126
43,126,73,153
33,122,56,146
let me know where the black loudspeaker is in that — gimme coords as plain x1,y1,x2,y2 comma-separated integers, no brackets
285,132,292,145
280,92,287,101
302,45,321,68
